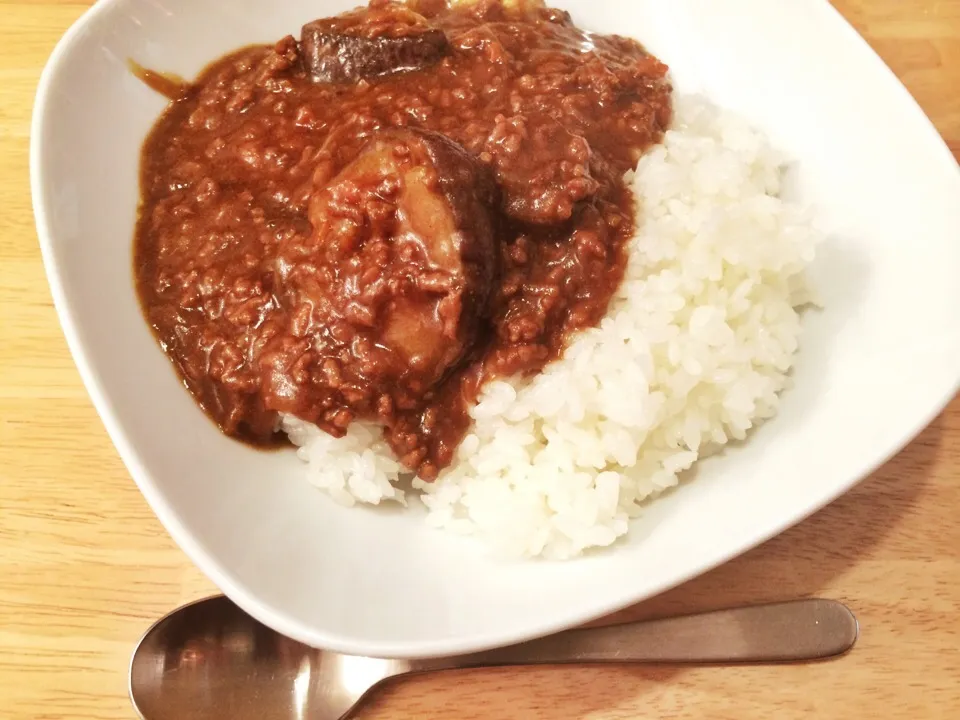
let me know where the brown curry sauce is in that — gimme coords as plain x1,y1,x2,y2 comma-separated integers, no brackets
134,0,672,479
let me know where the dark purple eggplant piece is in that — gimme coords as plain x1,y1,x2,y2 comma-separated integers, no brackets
306,128,499,384
301,5,449,84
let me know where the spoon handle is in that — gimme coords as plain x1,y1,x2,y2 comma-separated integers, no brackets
410,599,857,672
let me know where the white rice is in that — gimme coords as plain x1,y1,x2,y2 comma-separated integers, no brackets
282,95,821,559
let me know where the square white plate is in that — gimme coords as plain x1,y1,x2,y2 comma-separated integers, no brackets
32,0,960,657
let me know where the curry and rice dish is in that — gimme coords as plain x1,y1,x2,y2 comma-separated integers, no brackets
135,0,819,558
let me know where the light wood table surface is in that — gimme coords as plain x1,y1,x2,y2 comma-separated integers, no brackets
2,1,959,718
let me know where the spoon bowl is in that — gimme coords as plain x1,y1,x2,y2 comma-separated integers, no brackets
130,596,858,720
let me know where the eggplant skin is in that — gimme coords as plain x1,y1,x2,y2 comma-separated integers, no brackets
301,20,449,84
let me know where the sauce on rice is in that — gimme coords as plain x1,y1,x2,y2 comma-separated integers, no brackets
133,0,672,479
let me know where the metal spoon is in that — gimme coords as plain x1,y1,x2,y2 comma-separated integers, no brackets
130,596,858,720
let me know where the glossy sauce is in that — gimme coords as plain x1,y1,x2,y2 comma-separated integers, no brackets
134,0,672,478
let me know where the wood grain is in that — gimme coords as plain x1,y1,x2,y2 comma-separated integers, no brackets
1,2,958,718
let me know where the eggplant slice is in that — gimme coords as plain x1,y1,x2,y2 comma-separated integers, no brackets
301,4,450,84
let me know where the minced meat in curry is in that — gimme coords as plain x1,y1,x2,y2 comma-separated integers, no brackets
133,0,672,479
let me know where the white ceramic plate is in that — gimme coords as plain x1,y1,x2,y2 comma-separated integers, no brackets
32,0,960,658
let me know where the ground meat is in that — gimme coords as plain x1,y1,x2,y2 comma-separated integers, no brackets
134,0,672,478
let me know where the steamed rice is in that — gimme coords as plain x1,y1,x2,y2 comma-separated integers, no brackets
282,95,821,559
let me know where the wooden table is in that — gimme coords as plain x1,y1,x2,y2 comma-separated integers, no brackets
2,1,958,718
